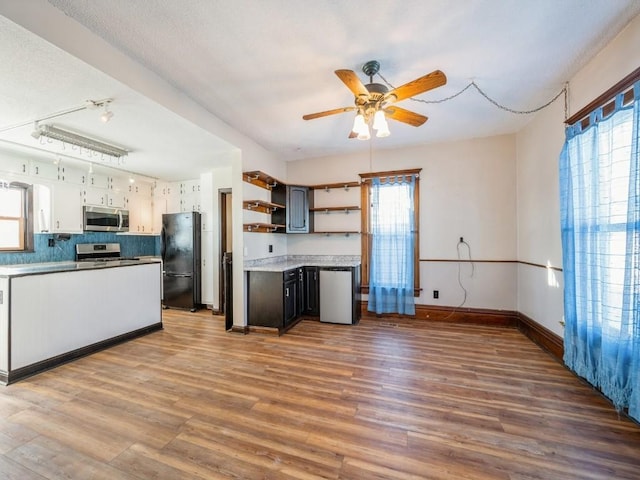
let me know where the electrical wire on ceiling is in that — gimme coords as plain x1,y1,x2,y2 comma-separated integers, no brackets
377,72,569,120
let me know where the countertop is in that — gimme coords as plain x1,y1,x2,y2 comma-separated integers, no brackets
244,255,360,272
0,257,162,278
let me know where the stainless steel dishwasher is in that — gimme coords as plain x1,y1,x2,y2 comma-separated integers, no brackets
319,267,353,324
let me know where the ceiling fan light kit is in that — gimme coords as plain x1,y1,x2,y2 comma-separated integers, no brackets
304,60,446,140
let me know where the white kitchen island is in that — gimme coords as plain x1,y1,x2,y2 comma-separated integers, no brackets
0,259,162,384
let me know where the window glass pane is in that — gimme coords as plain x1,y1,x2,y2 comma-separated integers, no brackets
0,219,21,249
0,188,22,216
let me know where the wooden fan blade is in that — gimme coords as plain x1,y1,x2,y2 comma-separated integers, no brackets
348,130,358,139
384,106,428,126
335,69,369,99
303,106,355,120
385,70,447,103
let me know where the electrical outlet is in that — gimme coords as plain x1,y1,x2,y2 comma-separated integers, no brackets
48,238,55,247
268,244,273,253
433,290,439,299
459,236,464,243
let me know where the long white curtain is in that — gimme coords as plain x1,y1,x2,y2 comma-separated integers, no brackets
560,81,640,420
367,175,415,315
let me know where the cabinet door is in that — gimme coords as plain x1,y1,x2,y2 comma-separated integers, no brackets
0,156,29,176
248,271,283,328
58,165,87,185
286,186,310,233
201,231,215,305
83,186,107,206
296,268,304,316
88,173,109,189
51,183,83,233
109,176,129,208
303,267,320,316
127,183,154,234
152,187,167,234
284,278,297,326
30,160,59,181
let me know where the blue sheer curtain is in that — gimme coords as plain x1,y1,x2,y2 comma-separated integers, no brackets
560,80,640,420
368,175,415,315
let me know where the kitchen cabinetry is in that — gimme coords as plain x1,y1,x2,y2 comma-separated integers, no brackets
127,182,154,234
201,230,215,306
0,156,29,177
108,176,128,208
243,171,285,233
57,165,88,185
309,182,361,235
303,266,320,316
248,268,302,332
29,160,59,181
0,261,162,384
34,182,83,233
180,180,201,212
271,184,313,233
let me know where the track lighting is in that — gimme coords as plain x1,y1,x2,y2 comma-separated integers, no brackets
101,109,114,123
31,124,128,158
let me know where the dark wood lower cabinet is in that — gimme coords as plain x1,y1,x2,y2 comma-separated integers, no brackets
248,265,356,332
303,266,319,316
248,268,302,332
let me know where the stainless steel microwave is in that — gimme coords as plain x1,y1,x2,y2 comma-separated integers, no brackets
83,205,129,232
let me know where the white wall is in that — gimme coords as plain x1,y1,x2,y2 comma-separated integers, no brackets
287,135,518,311
516,13,640,336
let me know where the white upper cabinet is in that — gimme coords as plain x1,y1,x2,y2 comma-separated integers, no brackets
180,179,201,213
58,165,88,185
127,181,154,234
0,155,29,177
29,160,59,181
34,182,83,234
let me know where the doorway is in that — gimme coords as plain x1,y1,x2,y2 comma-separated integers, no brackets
219,189,233,330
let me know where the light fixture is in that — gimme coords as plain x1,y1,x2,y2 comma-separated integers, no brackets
31,124,128,158
352,107,390,140
101,108,114,123
85,98,115,123
372,110,390,138
352,113,366,135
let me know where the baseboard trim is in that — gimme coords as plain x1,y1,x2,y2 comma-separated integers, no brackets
360,301,564,362
230,325,250,335
360,301,518,326
517,311,564,362
4,323,163,385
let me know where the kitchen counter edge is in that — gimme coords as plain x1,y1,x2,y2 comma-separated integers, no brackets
0,258,162,278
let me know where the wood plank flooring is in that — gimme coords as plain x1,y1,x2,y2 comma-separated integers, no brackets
1,310,640,479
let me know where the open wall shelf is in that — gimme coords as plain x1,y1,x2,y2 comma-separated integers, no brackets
243,223,285,233
243,200,285,214
243,171,284,190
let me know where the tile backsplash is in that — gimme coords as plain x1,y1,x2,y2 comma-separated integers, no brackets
0,233,160,265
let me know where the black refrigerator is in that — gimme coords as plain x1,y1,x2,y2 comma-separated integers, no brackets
161,212,201,311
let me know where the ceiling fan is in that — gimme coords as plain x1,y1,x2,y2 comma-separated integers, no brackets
302,60,447,139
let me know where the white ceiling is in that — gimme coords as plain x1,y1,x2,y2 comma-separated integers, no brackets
1,1,639,181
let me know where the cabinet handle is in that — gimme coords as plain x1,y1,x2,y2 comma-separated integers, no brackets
35,166,39,174
285,287,289,297
22,164,26,173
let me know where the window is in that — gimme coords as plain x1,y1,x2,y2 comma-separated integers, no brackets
0,181,34,252
560,77,640,420
360,169,420,315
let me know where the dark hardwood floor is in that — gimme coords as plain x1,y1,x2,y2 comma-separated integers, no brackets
1,310,640,479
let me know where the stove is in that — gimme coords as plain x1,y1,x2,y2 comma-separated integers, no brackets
75,243,138,262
